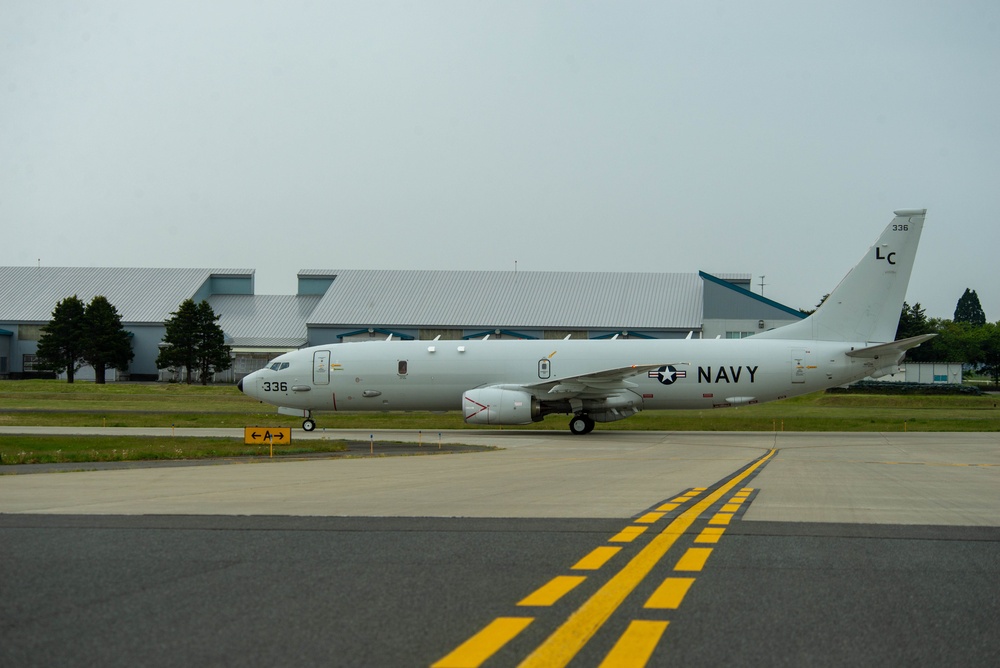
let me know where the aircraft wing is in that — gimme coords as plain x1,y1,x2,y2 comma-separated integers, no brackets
845,334,937,361
523,363,684,399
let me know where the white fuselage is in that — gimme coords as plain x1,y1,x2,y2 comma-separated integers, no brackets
240,337,874,414
236,209,928,433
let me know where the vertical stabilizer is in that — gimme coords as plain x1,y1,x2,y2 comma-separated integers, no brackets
755,209,926,343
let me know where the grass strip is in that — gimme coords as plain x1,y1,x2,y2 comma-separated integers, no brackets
1,380,998,432
0,436,348,465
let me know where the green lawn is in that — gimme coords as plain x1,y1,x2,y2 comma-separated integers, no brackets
0,435,349,466
1,379,998,434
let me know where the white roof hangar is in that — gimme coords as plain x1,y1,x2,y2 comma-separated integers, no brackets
0,265,805,381
208,294,322,349
203,294,323,383
304,270,703,341
0,267,253,380
0,267,254,323
300,269,801,343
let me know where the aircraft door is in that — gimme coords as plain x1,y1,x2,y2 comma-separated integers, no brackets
791,348,814,384
313,350,331,385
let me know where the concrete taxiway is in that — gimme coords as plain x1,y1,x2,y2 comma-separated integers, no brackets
0,429,997,523
1,429,998,666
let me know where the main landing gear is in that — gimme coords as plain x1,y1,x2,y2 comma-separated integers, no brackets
302,418,316,432
569,413,595,435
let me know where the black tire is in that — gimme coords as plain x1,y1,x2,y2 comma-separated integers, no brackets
569,414,594,435
303,418,316,432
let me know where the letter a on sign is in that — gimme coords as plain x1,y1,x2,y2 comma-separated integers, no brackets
244,427,292,444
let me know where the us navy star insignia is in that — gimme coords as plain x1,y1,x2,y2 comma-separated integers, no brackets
649,365,687,385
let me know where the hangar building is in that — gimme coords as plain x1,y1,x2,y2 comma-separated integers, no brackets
0,267,255,381
0,266,804,381
298,269,803,344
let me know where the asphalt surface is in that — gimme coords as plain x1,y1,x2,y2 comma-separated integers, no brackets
1,429,998,666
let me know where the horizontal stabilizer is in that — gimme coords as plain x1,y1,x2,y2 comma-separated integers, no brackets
845,334,937,360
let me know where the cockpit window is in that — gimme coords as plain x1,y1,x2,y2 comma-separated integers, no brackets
267,361,291,371
280,362,289,370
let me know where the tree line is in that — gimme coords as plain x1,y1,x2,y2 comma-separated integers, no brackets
896,288,1000,386
35,297,232,384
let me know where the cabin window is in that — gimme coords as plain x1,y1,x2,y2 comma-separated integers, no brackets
398,360,408,376
538,358,551,379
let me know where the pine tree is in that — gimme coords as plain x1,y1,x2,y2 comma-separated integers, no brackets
195,300,232,385
82,296,134,384
35,295,87,382
896,302,929,340
157,299,201,383
156,299,232,384
954,288,986,325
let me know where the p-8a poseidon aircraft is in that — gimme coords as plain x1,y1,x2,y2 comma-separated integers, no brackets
239,210,932,434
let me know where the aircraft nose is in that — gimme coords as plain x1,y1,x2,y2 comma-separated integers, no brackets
237,378,244,393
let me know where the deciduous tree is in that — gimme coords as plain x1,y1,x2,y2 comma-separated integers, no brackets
910,319,978,363
979,322,1000,387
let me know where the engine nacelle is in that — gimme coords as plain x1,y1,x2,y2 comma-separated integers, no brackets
463,387,541,425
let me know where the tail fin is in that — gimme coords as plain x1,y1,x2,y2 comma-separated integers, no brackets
755,209,926,343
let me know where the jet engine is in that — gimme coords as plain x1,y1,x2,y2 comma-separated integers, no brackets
463,387,541,425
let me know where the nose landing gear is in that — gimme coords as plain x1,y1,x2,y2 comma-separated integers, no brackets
302,418,316,432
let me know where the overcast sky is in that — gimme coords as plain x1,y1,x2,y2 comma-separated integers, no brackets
3,1,999,321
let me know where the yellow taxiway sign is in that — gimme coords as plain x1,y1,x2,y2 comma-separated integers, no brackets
244,427,292,445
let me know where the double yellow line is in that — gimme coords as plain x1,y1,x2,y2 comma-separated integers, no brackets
434,448,777,667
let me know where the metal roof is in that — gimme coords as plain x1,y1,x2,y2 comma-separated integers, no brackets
0,267,253,323
305,270,704,329
208,294,321,348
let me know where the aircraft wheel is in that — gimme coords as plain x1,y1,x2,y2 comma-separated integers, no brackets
303,418,316,432
569,414,595,435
